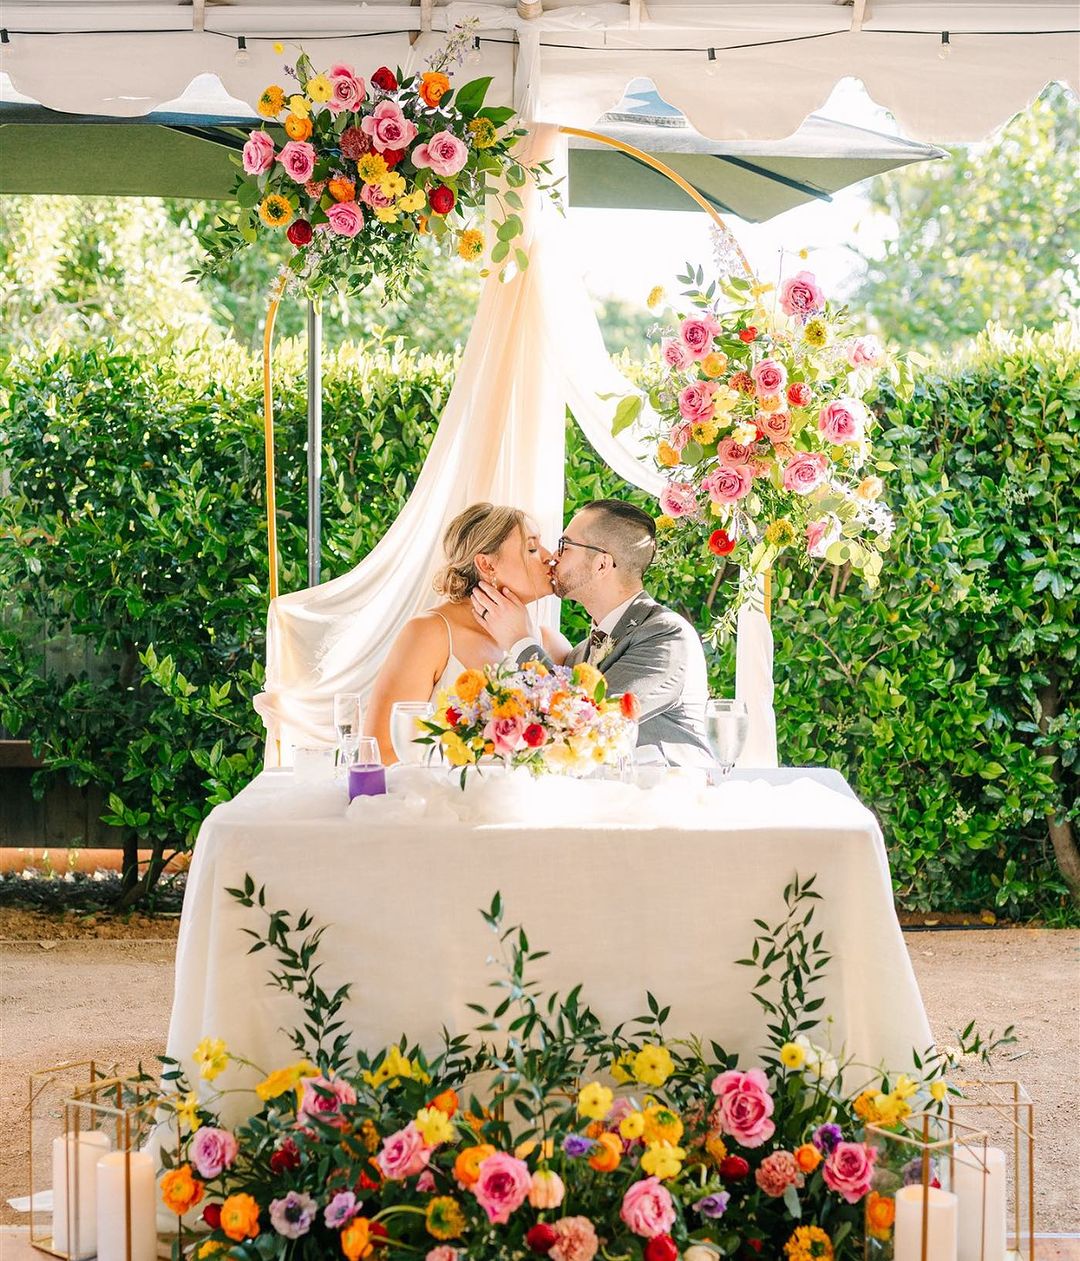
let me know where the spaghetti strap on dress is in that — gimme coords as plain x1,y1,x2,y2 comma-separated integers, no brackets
429,611,467,702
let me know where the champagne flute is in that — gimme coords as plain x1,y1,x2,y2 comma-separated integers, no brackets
704,698,749,780
390,701,436,765
332,692,362,774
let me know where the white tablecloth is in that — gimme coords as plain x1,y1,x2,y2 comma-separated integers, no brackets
166,767,931,1120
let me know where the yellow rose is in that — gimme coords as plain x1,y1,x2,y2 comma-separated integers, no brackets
306,74,333,103
577,1081,614,1121
641,1140,685,1180
732,422,758,445
633,1044,675,1087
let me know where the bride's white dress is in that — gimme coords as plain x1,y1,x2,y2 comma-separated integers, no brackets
429,612,468,702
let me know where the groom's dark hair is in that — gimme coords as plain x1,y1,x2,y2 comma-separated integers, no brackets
583,500,657,579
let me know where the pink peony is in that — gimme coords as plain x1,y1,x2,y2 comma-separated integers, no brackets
620,1177,676,1237
818,396,868,446
679,315,719,361
277,140,316,184
710,1068,775,1148
549,1216,599,1261
189,1127,238,1179
779,269,825,318
359,182,394,210
328,64,366,114
485,716,527,756
377,1122,432,1180
677,380,718,424
702,465,753,505
298,1075,356,1125
471,1152,531,1224
412,130,469,177
848,335,882,367
782,451,829,495
823,1141,877,1204
751,358,787,397
755,1150,804,1197
361,100,418,153
658,483,697,518
760,411,792,443
717,438,752,467
806,516,841,558
242,130,275,175
662,339,693,371
326,202,364,237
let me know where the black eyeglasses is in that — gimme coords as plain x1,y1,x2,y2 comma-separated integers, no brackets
557,536,616,568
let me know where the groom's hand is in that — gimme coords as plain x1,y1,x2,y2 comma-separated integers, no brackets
471,581,529,650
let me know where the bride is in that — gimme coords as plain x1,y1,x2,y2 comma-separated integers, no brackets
365,502,571,763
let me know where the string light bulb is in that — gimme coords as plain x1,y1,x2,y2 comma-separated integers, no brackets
705,47,718,78
235,35,250,65
938,31,952,59
467,36,481,64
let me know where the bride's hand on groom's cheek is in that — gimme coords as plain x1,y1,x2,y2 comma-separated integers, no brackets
471,581,528,650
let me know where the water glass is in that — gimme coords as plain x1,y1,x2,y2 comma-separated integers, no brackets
390,701,436,765
332,692,362,771
704,698,749,780
348,736,386,799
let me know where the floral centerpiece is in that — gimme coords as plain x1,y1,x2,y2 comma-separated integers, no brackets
420,659,641,782
154,877,1011,1261
623,260,896,632
199,28,551,299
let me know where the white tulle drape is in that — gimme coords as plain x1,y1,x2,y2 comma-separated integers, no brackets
254,126,777,768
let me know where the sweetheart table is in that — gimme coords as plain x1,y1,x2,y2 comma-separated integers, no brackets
165,767,931,1123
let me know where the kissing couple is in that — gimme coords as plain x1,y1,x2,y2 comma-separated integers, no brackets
366,499,712,766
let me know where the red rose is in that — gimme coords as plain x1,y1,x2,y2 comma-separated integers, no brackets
729,371,755,395
371,66,398,92
381,147,406,168
445,706,461,727
619,692,641,721
747,1241,763,1255
720,1155,750,1180
644,1235,679,1261
738,326,758,343
787,381,812,407
523,723,546,748
709,528,736,557
286,219,313,247
270,1138,300,1173
202,1203,222,1230
428,184,456,215
526,1223,559,1253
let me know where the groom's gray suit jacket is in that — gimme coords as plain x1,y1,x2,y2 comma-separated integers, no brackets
517,591,713,766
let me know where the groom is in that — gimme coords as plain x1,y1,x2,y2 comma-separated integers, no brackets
471,499,713,766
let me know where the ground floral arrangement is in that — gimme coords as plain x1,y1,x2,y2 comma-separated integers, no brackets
418,659,641,782
153,876,1010,1260
625,260,898,633
199,27,552,299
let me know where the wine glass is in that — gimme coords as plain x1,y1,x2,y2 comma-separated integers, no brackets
390,701,436,765
332,692,362,773
704,698,749,780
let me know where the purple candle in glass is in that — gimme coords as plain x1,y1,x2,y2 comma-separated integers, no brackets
347,736,386,800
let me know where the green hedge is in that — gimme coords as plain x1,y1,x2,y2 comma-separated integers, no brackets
1,326,1076,915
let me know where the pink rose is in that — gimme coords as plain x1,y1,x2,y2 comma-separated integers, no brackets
847,335,882,367
760,411,792,443
417,1171,436,1192
806,516,841,558
702,465,753,505
752,358,787,397
361,100,418,153
669,423,693,454
709,1068,775,1148
471,1152,531,1224
755,1150,804,1197
823,1141,877,1204
549,1216,600,1261
277,140,316,184
412,130,469,177
326,202,364,237
679,315,719,361
818,396,868,446
189,1127,238,1179
717,438,752,467
620,1177,676,1237
782,451,829,495
359,182,394,210
677,380,718,424
485,716,527,756
328,64,367,114
658,483,697,518
242,130,275,175
779,269,825,318
298,1075,356,1124
377,1122,432,1180
427,1249,459,1261
662,339,692,371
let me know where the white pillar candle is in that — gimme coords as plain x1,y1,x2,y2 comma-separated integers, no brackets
52,1130,111,1260
894,1184,959,1261
95,1150,158,1261
955,1147,1007,1261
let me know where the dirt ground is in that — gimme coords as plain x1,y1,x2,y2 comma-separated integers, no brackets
1,913,1077,1235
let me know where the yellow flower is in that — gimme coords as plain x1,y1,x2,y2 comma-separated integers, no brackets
425,1196,466,1240
641,1140,685,1180
399,190,427,213
798,247,810,260
365,1045,427,1088
641,1103,683,1146
273,41,285,55
785,1225,834,1261
514,1137,556,1160
198,1243,227,1258
804,317,829,348
854,1089,882,1123
893,1074,919,1099
701,351,728,378
255,1058,316,1101
523,659,550,677
929,1079,948,1103
455,669,487,703
492,695,524,720
374,207,400,224
634,1044,675,1087
646,285,665,310
571,662,604,695
873,1091,912,1127
765,519,796,546
468,117,498,148
171,1091,202,1132
259,195,293,228
307,74,333,103
780,1041,807,1070
619,1111,646,1140
610,1051,636,1083
193,1036,229,1081
732,422,758,445
657,440,680,468
856,475,884,501
380,172,407,200
577,1081,614,1121
288,94,310,118
757,393,783,412
458,229,486,261
654,514,676,532
357,153,388,183
415,1106,455,1146
441,731,475,766
257,85,286,117
690,421,719,446
751,282,775,299
705,1134,728,1164
712,387,740,415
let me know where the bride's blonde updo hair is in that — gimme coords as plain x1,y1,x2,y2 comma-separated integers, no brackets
433,503,526,601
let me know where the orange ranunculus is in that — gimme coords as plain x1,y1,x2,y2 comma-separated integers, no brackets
430,1088,459,1117
285,113,313,141
328,177,356,203
419,71,451,108
160,1164,205,1216
795,1143,823,1174
588,1132,622,1173
866,1192,896,1239
453,1144,496,1187
220,1193,260,1242
584,1121,605,1140
341,1216,375,1260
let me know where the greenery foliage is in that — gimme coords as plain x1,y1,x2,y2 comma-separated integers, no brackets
1,325,1075,916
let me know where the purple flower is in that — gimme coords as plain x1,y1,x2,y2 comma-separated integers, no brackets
903,1157,939,1187
324,1191,358,1229
269,1191,317,1239
813,1123,843,1154
693,1191,731,1218
562,1134,595,1158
